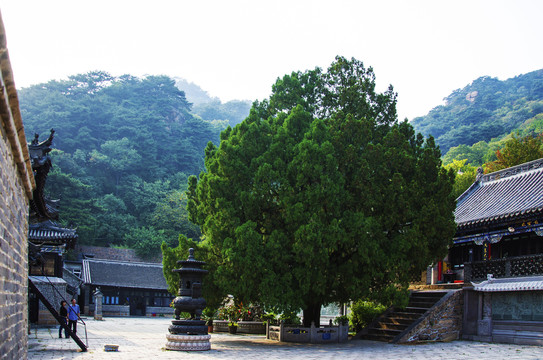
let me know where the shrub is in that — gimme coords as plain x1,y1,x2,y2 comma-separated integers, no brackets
261,312,277,324
333,315,349,325
279,311,301,325
349,300,386,332
202,307,216,320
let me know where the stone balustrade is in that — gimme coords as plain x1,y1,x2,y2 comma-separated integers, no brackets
267,322,348,343
213,320,266,334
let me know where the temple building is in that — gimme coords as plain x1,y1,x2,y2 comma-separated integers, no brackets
450,160,543,272
81,258,173,317
448,159,543,344
61,244,173,317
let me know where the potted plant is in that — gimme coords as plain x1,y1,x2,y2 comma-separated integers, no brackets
224,303,241,334
206,318,214,333
202,307,216,333
228,321,238,334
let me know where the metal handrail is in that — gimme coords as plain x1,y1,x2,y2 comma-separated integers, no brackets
35,269,89,348
28,278,87,352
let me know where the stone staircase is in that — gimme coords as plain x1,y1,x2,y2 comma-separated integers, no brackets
358,291,448,343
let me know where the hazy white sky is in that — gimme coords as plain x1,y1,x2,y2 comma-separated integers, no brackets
0,0,542,120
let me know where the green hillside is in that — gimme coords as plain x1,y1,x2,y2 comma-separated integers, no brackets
411,69,543,156
19,72,234,258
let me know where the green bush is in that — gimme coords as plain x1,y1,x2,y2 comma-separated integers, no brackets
202,307,216,319
349,300,386,332
333,315,349,325
279,311,301,325
261,312,277,324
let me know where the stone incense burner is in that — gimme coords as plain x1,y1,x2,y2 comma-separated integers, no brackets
165,248,210,351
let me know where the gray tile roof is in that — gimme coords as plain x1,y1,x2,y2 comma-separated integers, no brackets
455,158,543,230
76,245,152,262
28,221,78,249
82,259,168,290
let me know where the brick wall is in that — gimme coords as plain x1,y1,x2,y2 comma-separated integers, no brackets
0,119,30,358
0,13,34,359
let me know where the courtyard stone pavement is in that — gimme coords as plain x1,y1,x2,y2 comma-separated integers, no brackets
28,317,542,360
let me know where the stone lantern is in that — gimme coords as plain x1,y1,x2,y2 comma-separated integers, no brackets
165,248,210,351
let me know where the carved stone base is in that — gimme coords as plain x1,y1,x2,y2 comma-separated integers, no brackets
165,334,211,351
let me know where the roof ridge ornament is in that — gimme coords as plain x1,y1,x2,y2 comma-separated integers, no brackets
28,129,78,249
476,167,484,182
482,157,543,183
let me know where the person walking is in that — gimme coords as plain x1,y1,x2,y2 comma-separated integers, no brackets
58,300,68,338
67,298,80,335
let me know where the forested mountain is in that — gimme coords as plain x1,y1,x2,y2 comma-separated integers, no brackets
20,67,543,258
174,77,252,128
174,78,218,105
411,69,543,155
19,71,248,258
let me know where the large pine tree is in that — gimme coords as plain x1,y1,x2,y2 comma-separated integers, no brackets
185,57,456,326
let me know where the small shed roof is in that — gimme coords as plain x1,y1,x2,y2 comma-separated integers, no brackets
82,259,168,290
455,158,543,231
29,275,67,285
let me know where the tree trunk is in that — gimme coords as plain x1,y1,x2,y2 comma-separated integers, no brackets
302,303,321,328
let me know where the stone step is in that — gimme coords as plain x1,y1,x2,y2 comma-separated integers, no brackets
407,298,443,306
402,306,429,314
375,322,409,331
366,328,402,336
386,312,421,320
361,333,395,342
407,300,439,308
411,292,448,298
377,317,413,326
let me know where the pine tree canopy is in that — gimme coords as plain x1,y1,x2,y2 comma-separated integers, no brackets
184,56,457,326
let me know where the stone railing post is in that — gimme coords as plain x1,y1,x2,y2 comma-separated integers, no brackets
310,321,317,343
505,258,511,277
477,292,492,338
279,320,284,342
338,322,348,343
94,288,103,320
464,262,472,283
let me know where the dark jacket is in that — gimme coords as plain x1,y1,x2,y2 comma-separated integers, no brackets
59,305,68,317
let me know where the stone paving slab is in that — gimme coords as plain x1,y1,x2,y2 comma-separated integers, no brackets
28,317,543,359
